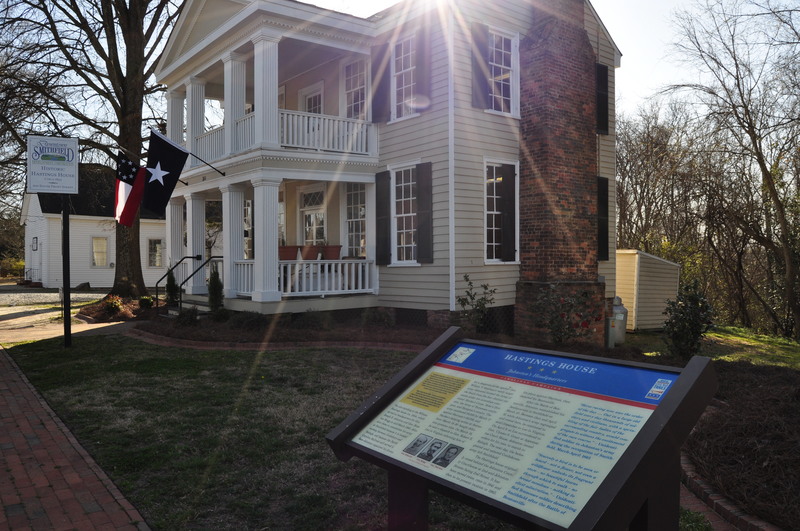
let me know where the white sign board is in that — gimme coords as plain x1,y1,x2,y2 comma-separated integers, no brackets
27,136,79,194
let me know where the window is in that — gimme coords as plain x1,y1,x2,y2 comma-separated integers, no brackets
148,239,163,267
91,237,108,267
300,186,326,246
597,177,609,260
344,60,367,120
394,167,417,262
299,82,323,114
485,162,517,262
393,36,416,120
375,162,433,265
31,237,38,251
346,183,366,257
472,23,519,116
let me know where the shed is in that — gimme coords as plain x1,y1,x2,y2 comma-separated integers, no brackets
615,250,681,331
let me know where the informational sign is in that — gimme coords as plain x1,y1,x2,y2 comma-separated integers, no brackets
27,135,79,194
348,342,677,528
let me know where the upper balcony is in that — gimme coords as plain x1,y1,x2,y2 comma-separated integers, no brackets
165,35,378,166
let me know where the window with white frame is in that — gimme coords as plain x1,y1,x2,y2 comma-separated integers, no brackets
346,183,366,257
392,35,416,120
344,60,367,120
300,82,323,114
489,30,513,114
484,162,517,262
393,166,418,262
91,237,108,267
148,239,163,267
300,186,326,246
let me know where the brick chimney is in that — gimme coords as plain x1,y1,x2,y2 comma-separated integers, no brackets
514,0,608,345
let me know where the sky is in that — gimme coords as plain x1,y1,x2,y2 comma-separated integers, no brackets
309,0,695,116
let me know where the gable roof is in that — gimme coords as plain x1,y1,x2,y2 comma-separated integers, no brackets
34,163,162,219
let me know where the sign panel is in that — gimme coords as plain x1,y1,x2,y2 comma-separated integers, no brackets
349,341,678,528
27,135,79,194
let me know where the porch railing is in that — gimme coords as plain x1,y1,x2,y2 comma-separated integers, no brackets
231,258,375,298
280,110,371,154
190,111,373,166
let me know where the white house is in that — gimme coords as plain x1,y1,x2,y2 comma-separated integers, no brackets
155,0,620,342
20,164,167,289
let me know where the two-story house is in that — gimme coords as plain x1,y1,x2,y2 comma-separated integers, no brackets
155,0,619,343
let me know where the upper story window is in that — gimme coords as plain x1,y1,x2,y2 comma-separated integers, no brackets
344,60,367,120
472,23,520,117
392,36,416,120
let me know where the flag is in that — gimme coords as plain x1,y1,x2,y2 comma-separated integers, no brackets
115,151,146,226
141,129,189,216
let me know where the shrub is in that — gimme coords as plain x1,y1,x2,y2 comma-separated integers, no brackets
175,306,199,327
208,269,223,312
139,295,154,309
210,308,231,323
663,280,714,359
291,309,332,330
360,307,395,328
104,295,124,315
0,257,24,277
455,274,496,333
166,270,179,305
228,311,270,331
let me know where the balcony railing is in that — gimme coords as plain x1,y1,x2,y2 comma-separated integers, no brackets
232,258,376,298
190,111,373,167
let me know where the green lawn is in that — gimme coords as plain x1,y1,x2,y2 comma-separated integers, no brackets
9,326,798,530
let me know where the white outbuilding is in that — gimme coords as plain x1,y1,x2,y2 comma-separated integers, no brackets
615,250,681,331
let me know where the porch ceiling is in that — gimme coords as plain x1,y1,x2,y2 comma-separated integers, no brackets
201,38,348,101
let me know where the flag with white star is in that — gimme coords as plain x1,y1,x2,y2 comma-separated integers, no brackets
115,151,146,226
141,129,189,216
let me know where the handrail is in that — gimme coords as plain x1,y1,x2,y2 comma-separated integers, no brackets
178,255,223,312
155,255,201,309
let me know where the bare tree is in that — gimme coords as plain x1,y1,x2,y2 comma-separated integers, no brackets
672,0,800,338
0,0,182,297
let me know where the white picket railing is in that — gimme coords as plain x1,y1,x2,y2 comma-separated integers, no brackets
231,258,375,297
280,111,371,154
235,114,254,152
196,126,224,164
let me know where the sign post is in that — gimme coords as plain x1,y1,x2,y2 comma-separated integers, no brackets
328,327,717,530
27,136,79,347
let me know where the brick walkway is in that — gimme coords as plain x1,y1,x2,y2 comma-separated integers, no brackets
0,347,148,530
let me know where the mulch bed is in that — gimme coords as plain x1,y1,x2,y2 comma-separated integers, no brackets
78,296,800,529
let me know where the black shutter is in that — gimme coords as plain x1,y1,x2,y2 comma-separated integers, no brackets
597,176,609,261
376,171,391,265
371,44,391,123
471,23,490,109
500,164,517,262
596,63,609,135
416,162,433,264
415,25,431,110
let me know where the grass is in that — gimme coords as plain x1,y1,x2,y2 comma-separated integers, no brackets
8,326,799,529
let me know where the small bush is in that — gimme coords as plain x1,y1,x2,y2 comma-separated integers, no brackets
208,269,223,312
104,295,124,315
532,284,602,344
228,311,270,331
360,307,395,328
663,280,714,359
291,309,332,330
455,274,496,333
210,308,231,323
166,270,179,305
175,306,199,327
139,295,154,309
0,257,24,277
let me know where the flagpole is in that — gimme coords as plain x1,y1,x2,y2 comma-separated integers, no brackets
188,152,226,177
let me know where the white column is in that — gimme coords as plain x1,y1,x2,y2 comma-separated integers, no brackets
252,34,280,149
220,184,245,298
185,193,207,295
223,52,246,156
186,77,206,160
167,89,185,144
166,197,185,267
251,178,281,302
